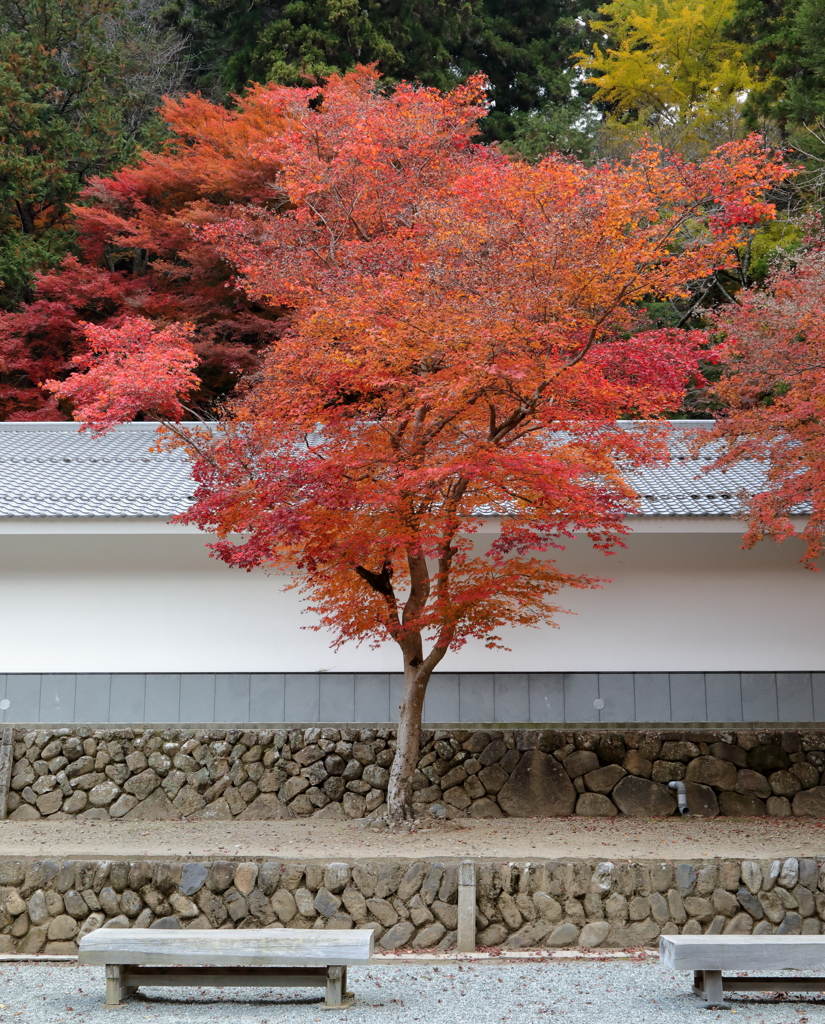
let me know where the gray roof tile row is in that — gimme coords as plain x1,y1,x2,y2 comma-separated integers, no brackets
0,423,191,518
0,421,766,519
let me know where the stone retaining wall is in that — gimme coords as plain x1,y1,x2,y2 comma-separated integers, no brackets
0,856,823,955
6,726,825,821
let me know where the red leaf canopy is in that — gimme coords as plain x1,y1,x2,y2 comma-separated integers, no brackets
51,68,791,657
711,250,825,566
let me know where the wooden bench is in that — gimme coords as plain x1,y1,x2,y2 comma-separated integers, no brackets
660,934,825,1007
78,928,374,1010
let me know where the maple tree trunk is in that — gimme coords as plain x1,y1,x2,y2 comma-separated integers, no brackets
387,662,430,820
386,638,447,821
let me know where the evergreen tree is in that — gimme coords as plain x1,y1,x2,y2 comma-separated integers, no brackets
158,0,596,142
728,0,825,137
0,0,187,308
459,0,598,142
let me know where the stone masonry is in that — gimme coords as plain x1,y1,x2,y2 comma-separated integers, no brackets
6,726,825,821
0,856,823,955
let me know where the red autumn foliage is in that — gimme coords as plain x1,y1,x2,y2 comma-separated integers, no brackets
0,258,128,420
196,68,492,309
590,329,712,410
709,199,777,234
0,84,301,420
59,317,200,425
710,250,825,566
50,69,790,817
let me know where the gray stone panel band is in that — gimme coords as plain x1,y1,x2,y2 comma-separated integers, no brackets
0,672,821,725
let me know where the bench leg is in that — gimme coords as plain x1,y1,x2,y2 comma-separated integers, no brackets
323,966,354,1009
105,965,128,1008
693,969,725,1007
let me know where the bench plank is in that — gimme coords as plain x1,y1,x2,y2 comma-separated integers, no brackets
103,963,354,1009
79,928,374,968
661,935,825,972
721,976,825,992
121,966,331,987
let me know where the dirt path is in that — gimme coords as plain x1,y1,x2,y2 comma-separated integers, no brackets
2,815,825,860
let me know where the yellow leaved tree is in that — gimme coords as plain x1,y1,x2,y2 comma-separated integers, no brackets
576,0,753,156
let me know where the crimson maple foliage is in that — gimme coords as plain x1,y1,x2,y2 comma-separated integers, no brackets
50,70,790,818
0,85,296,420
710,250,825,566
59,318,200,424
0,258,129,420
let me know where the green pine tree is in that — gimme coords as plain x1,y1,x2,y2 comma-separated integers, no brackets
158,0,596,143
728,0,825,137
0,0,187,308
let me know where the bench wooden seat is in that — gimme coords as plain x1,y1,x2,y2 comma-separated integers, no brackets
660,934,825,1007
78,928,374,1010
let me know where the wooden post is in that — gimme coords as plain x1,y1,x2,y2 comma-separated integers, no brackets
703,970,724,1007
324,966,353,1008
457,860,476,953
105,964,126,1007
0,729,13,821
694,969,724,1007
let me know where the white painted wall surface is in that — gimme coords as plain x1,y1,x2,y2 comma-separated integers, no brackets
0,519,821,672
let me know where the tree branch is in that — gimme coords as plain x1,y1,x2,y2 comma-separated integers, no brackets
355,561,395,598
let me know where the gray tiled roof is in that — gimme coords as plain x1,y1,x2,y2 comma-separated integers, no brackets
0,423,192,518
0,420,765,519
629,430,766,516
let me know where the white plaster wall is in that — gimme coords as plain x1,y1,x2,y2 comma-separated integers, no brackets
0,521,822,672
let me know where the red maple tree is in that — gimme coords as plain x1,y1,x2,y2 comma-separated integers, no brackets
0,85,297,419
710,249,825,566
50,70,789,819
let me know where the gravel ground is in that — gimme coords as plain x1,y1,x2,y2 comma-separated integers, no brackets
3,816,825,861
1,959,825,1024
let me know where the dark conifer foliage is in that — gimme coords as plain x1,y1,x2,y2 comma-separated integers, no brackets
728,0,825,137
0,0,188,308
157,0,596,141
